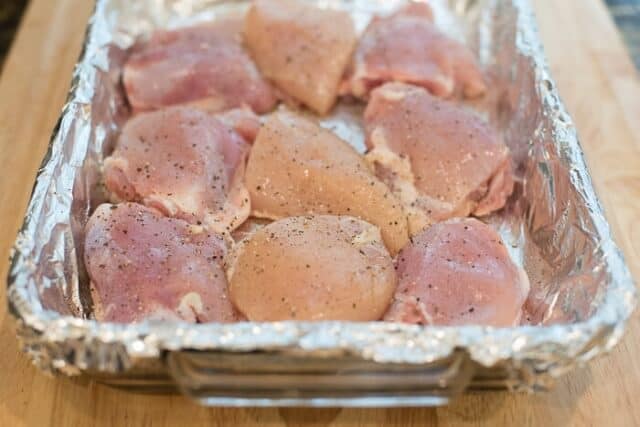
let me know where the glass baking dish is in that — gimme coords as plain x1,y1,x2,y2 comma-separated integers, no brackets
6,0,636,406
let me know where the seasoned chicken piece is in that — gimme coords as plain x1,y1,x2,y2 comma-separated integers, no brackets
341,3,486,99
84,203,240,323
364,83,513,235
228,215,396,321
245,111,409,254
384,218,529,326
123,21,277,113
244,0,357,114
104,106,251,234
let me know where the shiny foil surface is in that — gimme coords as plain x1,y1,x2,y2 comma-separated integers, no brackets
6,0,637,401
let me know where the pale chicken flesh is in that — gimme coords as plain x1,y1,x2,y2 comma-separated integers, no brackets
123,21,277,113
245,110,409,255
384,218,529,326
84,203,240,323
244,0,357,114
104,106,252,234
364,83,513,235
228,215,396,321
341,3,486,99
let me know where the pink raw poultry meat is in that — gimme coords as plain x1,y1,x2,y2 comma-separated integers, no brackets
245,110,409,255
104,106,252,234
228,215,397,321
384,218,530,326
84,203,240,323
243,0,357,114
123,21,277,113
341,3,486,99
364,83,513,235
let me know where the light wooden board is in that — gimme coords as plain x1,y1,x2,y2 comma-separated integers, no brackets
0,0,638,425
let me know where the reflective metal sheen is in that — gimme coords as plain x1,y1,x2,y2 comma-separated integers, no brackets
6,0,637,405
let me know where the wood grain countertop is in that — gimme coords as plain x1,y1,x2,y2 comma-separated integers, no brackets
1,0,639,425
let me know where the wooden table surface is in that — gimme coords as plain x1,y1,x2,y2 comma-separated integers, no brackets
1,0,639,426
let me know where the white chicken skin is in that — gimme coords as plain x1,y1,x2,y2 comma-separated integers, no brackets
104,106,254,234
245,110,409,255
228,215,396,321
341,2,486,100
385,218,529,326
244,0,357,114
364,83,513,235
84,203,241,323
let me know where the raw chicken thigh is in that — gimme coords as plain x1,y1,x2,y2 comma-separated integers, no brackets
244,0,357,114
84,203,240,323
245,110,409,254
228,215,396,321
384,218,529,326
104,106,252,234
341,3,486,99
123,21,277,113
364,83,513,235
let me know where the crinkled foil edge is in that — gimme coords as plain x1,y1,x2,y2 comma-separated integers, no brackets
6,0,637,390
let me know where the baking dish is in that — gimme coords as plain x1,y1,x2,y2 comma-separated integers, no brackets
6,0,636,406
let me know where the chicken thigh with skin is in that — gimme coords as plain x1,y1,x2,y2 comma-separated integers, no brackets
341,3,486,99
245,110,409,255
123,21,277,113
384,218,529,326
244,0,357,114
228,215,396,321
364,83,513,235
104,106,252,234
84,203,240,323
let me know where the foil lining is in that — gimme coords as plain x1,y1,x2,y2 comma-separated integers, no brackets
6,0,637,394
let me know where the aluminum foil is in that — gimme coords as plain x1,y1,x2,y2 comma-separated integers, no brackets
6,0,637,401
